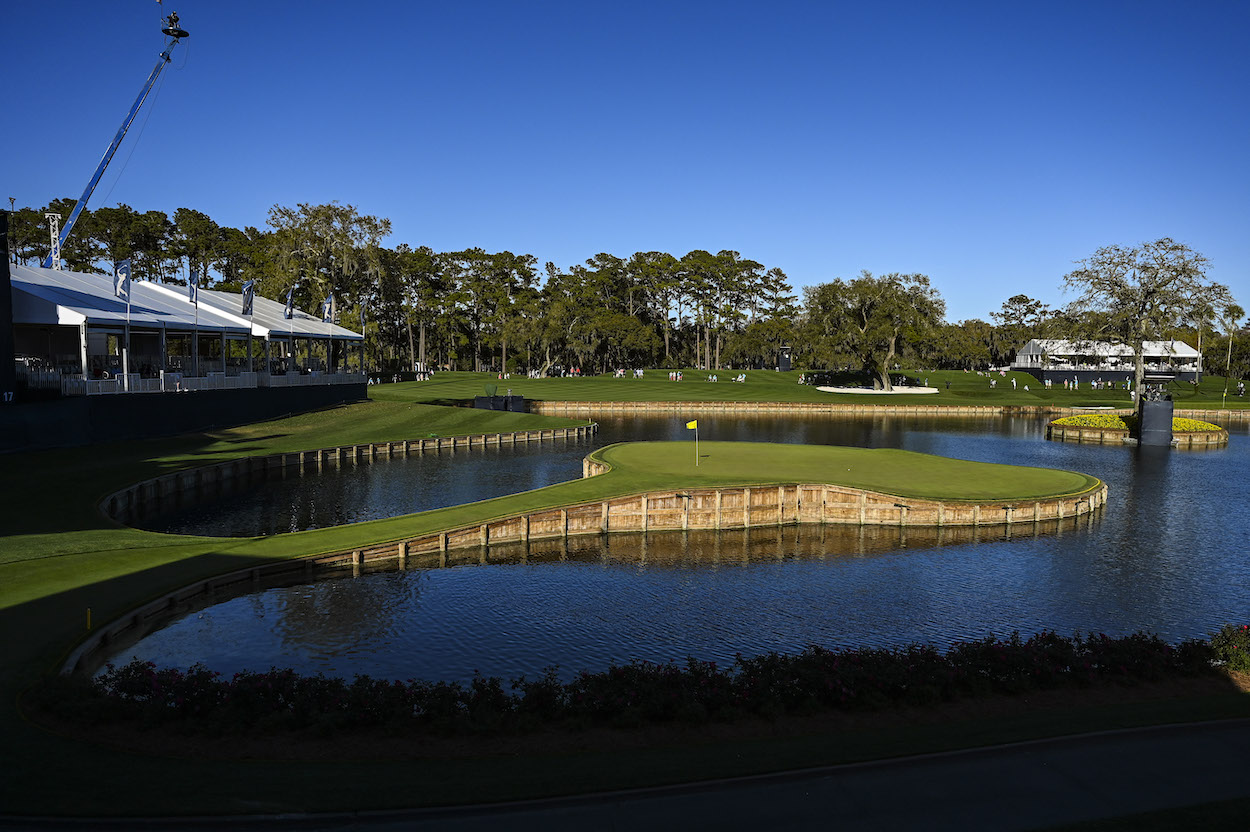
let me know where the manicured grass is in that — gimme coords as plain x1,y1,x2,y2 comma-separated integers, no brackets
372,369,1250,409
592,441,1101,501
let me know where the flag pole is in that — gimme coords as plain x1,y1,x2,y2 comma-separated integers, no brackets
695,424,699,466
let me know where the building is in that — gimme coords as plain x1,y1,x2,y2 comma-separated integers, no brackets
1010,338,1200,384
10,264,363,397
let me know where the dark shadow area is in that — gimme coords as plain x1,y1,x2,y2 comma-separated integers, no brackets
0,384,366,454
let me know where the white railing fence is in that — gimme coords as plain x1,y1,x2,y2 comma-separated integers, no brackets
59,371,365,396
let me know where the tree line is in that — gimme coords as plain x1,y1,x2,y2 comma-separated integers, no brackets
7,200,1247,382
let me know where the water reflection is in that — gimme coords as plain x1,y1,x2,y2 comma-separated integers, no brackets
141,438,599,536
108,521,1096,684
107,416,1250,685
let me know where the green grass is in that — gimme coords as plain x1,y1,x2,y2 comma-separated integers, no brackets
591,441,1100,501
372,369,1250,410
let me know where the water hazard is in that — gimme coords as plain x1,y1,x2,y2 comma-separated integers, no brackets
108,413,1250,683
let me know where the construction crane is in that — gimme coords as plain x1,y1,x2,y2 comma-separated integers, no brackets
42,12,189,269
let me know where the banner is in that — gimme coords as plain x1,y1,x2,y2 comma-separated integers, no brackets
113,259,132,302
284,286,295,320
241,280,255,316
188,271,198,305
321,293,334,323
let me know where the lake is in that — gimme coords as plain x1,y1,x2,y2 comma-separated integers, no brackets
110,413,1250,683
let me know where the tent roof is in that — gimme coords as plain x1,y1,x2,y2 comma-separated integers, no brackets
1018,339,1199,358
195,287,363,341
9,264,250,335
8,266,364,342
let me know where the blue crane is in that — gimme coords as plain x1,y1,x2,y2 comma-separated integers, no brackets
42,13,190,269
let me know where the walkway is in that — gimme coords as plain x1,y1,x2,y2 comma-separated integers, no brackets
6,719,1249,831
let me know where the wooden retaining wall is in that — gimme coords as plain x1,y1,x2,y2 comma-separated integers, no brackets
533,400,1250,422
1046,424,1230,447
101,424,598,525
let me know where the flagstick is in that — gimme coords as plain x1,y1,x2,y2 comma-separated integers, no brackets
694,426,699,466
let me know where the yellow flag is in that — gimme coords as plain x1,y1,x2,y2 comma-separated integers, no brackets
686,420,698,429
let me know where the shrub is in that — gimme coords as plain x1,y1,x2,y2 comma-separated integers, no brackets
1049,415,1222,432
1210,624,1250,673
64,627,1245,738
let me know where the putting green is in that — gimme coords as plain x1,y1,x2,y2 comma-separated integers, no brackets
588,441,1101,502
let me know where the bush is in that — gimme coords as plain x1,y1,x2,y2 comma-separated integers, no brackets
1210,624,1250,673
65,627,1243,738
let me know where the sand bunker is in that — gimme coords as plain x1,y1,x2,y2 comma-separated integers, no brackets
816,386,940,395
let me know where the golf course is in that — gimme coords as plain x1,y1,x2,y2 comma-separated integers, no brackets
1,369,1248,821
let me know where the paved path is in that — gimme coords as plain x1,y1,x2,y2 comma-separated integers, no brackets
6,719,1250,831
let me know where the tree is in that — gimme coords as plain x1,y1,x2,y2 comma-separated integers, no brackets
937,319,995,370
1063,238,1218,395
1216,302,1246,399
91,203,140,266
43,197,101,271
7,207,50,265
266,201,391,314
803,272,945,390
628,251,680,363
990,294,1052,364
173,208,221,288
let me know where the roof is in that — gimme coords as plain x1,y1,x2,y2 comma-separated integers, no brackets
195,287,363,341
8,265,362,341
9,264,250,335
1017,339,1199,358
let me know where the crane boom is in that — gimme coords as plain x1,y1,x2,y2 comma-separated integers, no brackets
42,15,189,269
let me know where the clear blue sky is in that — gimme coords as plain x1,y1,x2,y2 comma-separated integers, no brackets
6,0,1248,323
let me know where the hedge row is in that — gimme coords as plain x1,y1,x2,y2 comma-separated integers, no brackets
39,626,1249,736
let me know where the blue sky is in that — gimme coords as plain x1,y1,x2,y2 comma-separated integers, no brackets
5,0,1248,323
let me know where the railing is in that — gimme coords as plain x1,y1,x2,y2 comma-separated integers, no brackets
60,371,366,396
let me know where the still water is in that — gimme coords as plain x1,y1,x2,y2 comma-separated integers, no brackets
113,414,1250,683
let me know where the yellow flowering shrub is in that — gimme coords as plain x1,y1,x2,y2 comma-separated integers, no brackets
1050,415,1129,429
1050,415,1222,432
1172,417,1222,432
